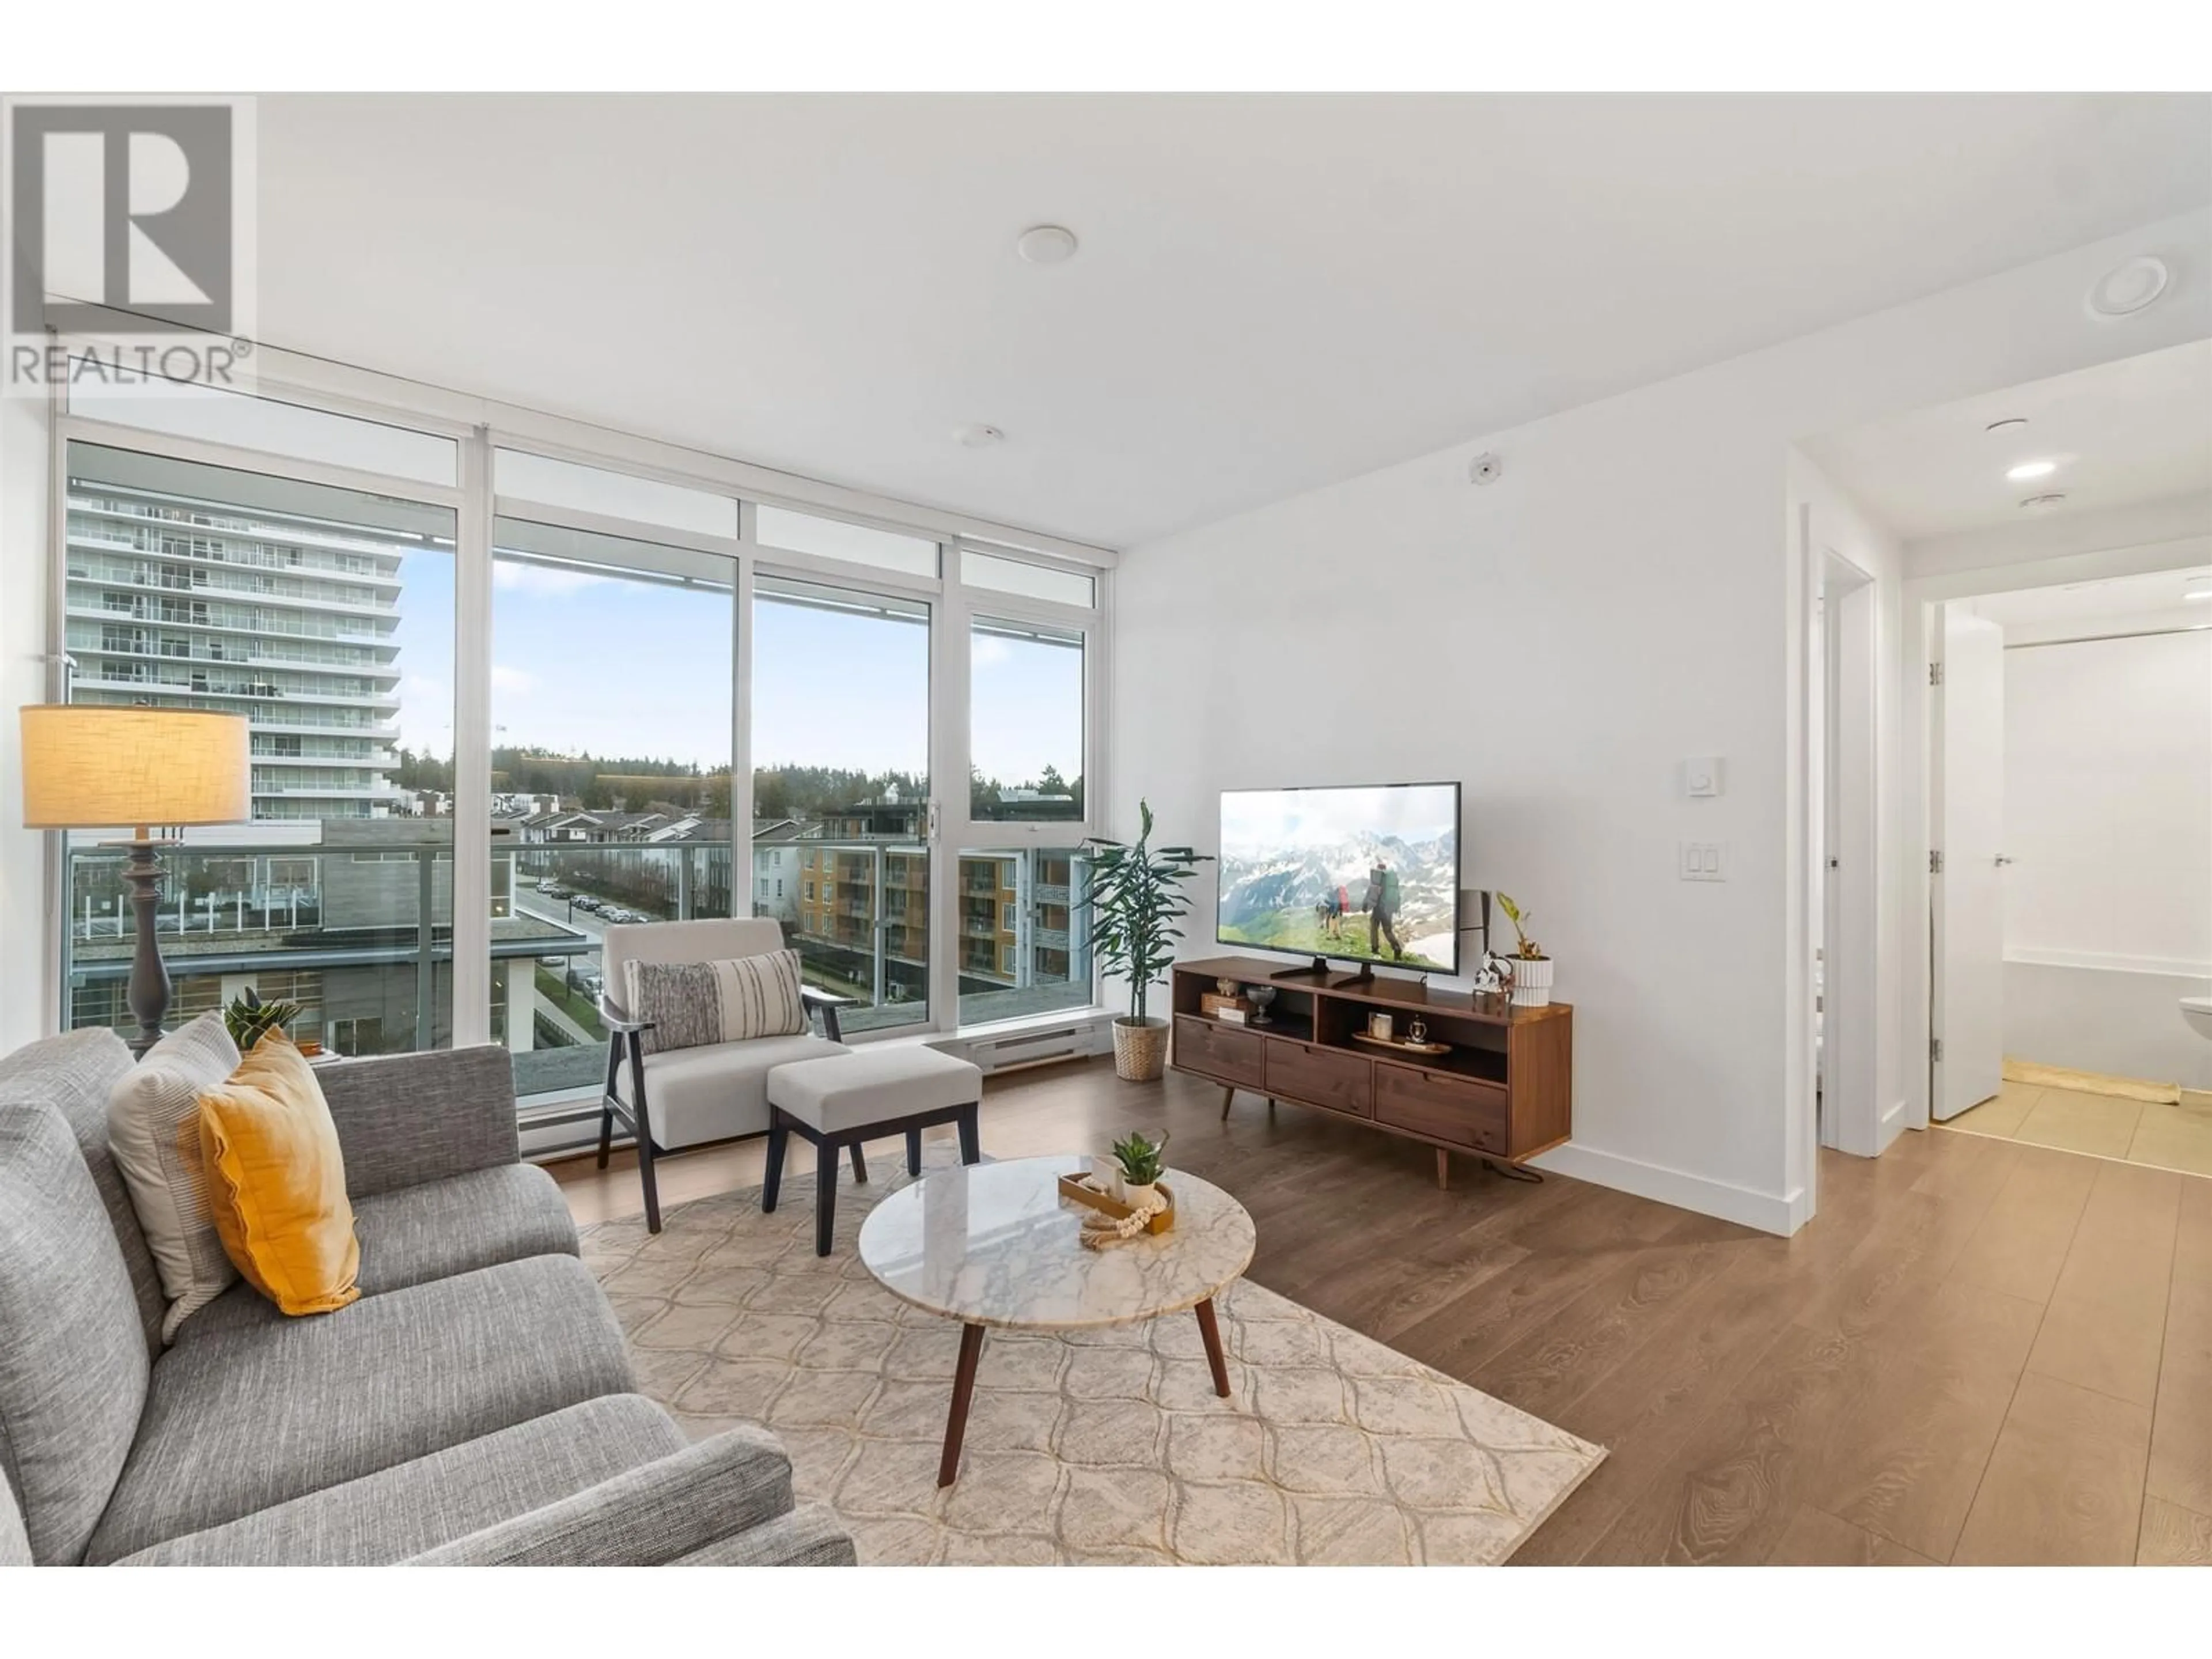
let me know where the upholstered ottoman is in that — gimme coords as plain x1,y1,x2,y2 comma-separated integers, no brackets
763,1047,984,1255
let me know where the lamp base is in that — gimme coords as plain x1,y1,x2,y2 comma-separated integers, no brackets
109,839,176,1058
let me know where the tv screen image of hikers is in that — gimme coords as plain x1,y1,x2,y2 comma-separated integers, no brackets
1216,783,1461,974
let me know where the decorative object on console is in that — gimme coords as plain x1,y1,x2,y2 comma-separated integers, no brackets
1495,892,1555,1007
1200,989,1253,1019
18,706,251,1056
1246,983,1277,1027
223,988,300,1054
1081,800,1213,1081
1368,1011,1395,1041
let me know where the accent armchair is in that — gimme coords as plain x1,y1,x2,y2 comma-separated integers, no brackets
595,918,855,1232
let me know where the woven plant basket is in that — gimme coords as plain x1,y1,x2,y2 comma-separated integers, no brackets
1112,1017,1171,1082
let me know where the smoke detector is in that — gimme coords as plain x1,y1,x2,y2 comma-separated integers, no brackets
2086,255,2169,320
1016,225,1078,266
1468,453,1503,486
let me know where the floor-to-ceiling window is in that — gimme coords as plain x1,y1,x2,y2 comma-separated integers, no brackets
752,572,932,1032
52,358,1112,1129
487,514,737,1101
59,437,459,1056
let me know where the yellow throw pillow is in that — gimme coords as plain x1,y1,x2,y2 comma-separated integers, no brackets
197,1033,361,1317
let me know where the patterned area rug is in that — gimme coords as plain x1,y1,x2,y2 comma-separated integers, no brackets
579,1153,1604,1565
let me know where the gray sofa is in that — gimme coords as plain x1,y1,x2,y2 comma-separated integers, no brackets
0,1027,855,1567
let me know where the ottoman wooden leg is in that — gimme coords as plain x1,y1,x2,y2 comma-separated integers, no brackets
906,1126,922,1176
849,1141,869,1184
957,1101,980,1165
815,1139,839,1256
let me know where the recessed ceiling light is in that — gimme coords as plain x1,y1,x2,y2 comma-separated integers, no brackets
2086,255,2170,320
1984,417,2029,433
2006,459,2059,481
1015,225,1078,266
2019,493,2067,510
955,423,1005,449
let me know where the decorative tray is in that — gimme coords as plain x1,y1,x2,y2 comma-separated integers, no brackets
1350,1031,1452,1056
1056,1171,1176,1234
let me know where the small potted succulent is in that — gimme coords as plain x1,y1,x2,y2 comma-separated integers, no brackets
224,986,301,1051
1494,893,1554,1007
1109,1128,1170,1209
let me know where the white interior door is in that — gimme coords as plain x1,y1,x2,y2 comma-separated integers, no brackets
1933,604,2006,1119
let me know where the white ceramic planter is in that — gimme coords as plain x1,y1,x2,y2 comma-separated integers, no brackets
1510,956,1555,1006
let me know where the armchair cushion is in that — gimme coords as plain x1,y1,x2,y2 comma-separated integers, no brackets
406,1422,797,1566
177,1162,579,1341
626,950,807,1056
111,1393,685,1566
614,1032,847,1149
86,1252,631,1562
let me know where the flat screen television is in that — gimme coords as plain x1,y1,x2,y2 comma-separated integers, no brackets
1216,782,1462,975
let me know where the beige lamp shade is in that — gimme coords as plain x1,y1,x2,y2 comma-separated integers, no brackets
20,706,252,830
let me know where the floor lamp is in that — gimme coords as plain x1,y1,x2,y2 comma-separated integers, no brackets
20,706,251,1056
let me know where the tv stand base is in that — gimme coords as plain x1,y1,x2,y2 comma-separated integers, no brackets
1270,957,1332,981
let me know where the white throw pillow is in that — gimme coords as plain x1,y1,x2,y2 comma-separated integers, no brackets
107,1012,243,1340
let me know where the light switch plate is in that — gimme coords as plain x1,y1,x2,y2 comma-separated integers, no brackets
1682,756,1724,798
1680,841,1726,881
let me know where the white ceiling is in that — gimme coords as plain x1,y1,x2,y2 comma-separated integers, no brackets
251,93,2212,548
1806,339,2212,541
1967,566,2212,641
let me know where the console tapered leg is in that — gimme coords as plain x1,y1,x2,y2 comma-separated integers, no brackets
1194,1297,1231,1398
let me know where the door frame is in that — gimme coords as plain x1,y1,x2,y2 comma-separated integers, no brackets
1899,530,2211,1130
1799,520,1882,1169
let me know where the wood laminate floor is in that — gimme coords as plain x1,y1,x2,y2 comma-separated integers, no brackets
549,1056,2212,1566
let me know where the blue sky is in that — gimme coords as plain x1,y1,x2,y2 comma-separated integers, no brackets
391,553,1084,787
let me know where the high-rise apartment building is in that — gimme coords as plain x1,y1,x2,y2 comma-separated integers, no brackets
63,466,409,820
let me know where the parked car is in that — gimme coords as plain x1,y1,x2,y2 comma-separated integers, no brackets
539,956,569,972
541,883,569,899
573,897,603,914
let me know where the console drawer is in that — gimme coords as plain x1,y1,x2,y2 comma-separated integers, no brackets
1263,1041,1372,1119
1173,1015,1264,1089
1374,1062,1508,1153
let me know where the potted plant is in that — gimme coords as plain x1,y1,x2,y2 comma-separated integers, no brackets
224,986,300,1051
1082,800,1213,1081
1109,1128,1170,1209
1494,893,1554,1006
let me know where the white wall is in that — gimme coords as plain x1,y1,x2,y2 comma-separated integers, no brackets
2005,629,2212,974
1,392,55,1056
1113,207,2211,1236
1998,628,2212,1088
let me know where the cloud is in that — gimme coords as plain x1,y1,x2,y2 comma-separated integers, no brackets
971,634,1013,669
494,562,608,597
490,664,536,694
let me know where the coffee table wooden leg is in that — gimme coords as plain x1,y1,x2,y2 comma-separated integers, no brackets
938,1323,987,1486
1194,1297,1230,1398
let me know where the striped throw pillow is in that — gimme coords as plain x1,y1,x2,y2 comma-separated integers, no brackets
624,949,808,1055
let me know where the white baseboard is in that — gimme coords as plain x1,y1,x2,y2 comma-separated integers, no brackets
1528,1141,1806,1237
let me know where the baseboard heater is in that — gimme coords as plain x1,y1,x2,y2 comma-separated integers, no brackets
950,1015,1114,1076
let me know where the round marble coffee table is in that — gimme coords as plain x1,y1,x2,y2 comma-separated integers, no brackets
856,1154,1257,1485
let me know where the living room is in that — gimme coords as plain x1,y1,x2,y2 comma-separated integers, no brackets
3,19,2209,1643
